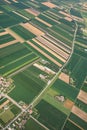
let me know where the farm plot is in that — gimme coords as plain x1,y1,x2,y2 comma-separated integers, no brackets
43,88,71,115
42,2,56,8
20,23,45,36
11,1,28,9
35,36,69,60
69,113,87,130
0,100,21,127
43,11,60,21
24,42,59,72
35,17,52,27
63,120,81,130
71,105,87,122
24,117,46,130
17,9,35,19
51,25,73,41
82,81,87,92
47,28,72,46
25,1,40,8
0,13,25,28
77,90,87,104
59,72,70,84
10,25,36,40
65,53,87,89
71,57,87,89
75,99,87,113
0,33,15,45
32,38,65,64
0,42,39,76
25,8,40,16
51,79,79,101
31,19,49,30
9,66,46,104
38,14,59,25
2,4,15,11
27,40,63,67
35,100,67,130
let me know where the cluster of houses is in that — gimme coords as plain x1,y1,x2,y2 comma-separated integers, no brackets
0,76,12,93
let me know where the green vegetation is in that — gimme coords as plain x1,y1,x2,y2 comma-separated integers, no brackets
9,66,46,104
17,9,34,19
10,25,36,40
0,109,14,125
69,113,87,130
0,34,15,45
0,98,7,105
66,53,87,89
43,90,70,115
64,120,81,130
75,99,87,113
35,100,67,130
25,118,45,130
51,79,79,101
0,42,39,76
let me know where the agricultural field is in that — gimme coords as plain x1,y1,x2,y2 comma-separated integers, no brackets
35,100,67,130
10,25,36,40
51,79,79,101
0,96,21,127
69,113,87,130
0,34,15,45
0,0,87,130
65,52,87,89
24,117,46,130
0,42,39,76
9,58,56,104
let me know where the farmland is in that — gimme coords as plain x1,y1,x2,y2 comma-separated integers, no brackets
24,117,46,130
69,113,87,130
0,33,15,45
0,0,87,130
35,100,67,130
10,25,36,40
0,42,39,76
51,79,79,101
0,97,21,127
9,65,47,104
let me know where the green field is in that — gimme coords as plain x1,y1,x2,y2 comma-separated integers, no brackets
63,120,81,130
65,52,87,89
51,79,79,101
24,118,46,130
29,39,64,65
69,113,87,130
0,34,15,45
9,66,46,104
10,25,36,40
0,109,14,124
0,105,20,127
82,82,87,92
43,88,71,115
0,12,25,28
17,9,35,19
75,99,87,113
0,42,39,76
35,100,67,130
